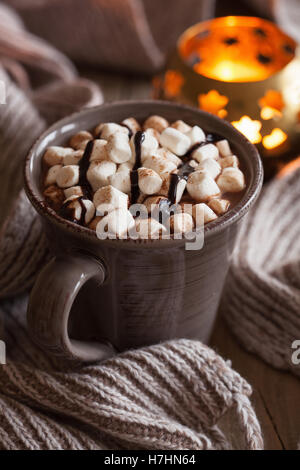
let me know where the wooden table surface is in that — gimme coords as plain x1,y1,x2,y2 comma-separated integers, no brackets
82,69,300,450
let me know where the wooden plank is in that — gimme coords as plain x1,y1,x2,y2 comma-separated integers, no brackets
80,69,152,101
211,314,300,450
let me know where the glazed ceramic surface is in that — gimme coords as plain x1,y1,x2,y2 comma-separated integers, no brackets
25,101,263,362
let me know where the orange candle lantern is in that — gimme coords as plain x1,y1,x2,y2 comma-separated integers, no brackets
154,17,300,177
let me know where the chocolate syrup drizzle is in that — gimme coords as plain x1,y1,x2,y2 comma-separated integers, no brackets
130,131,145,204
78,139,94,200
167,133,223,204
59,128,225,226
59,196,87,226
58,138,95,225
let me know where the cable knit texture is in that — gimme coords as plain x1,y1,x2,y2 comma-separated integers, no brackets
0,296,263,450
223,169,300,378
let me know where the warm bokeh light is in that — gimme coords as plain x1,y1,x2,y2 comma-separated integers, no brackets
218,109,228,118
164,70,184,98
179,16,296,82
156,16,300,160
198,90,228,115
195,60,267,82
262,128,287,149
231,116,262,143
260,106,282,120
259,90,284,119
259,90,284,111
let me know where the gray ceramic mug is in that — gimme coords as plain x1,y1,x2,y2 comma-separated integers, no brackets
24,101,263,362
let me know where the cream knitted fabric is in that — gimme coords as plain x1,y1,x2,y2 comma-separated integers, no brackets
224,168,300,378
0,296,263,450
0,3,103,298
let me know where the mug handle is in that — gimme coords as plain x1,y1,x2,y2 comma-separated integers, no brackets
27,253,116,362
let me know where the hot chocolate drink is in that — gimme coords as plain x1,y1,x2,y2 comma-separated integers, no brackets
42,115,246,239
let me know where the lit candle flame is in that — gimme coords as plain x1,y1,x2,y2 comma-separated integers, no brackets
231,116,262,144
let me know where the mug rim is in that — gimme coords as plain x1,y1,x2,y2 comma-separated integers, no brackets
24,99,263,246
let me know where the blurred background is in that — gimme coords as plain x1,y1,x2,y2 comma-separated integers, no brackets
1,0,300,178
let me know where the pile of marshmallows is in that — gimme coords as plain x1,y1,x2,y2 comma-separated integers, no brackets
43,115,246,239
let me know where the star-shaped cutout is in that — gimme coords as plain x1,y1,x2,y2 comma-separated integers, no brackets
257,53,272,65
223,37,239,45
253,28,267,38
198,90,229,115
231,116,262,144
259,90,284,111
164,70,184,98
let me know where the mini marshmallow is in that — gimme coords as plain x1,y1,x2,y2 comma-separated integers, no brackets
187,170,220,202
217,167,245,193
186,126,206,145
144,127,161,142
160,127,190,156
219,155,239,169
63,196,95,225
81,199,96,224
117,162,133,173
121,117,141,134
155,148,182,167
96,208,134,239
208,198,230,215
63,150,84,166
64,186,83,199
107,132,132,164
135,218,167,239
43,184,64,210
89,139,108,162
192,203,218,226
143,155,177,176
171,120,191,134
93,185,128,215
216,139,232,157
143,115,169,133
179,202,193,218
87,160,117,191
188,159,199,169
196,158,221,179
169,213,194,234
192,144,219,163
45,164,62,186
160,174,187,204
95,122,128,140
56,165,79,188
109,171,131,194
138,168,162,195
69,131,93,150
43,146,74,166
130,132,159,164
